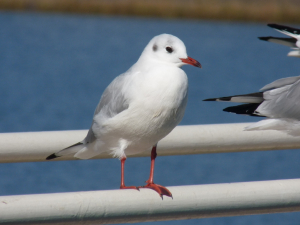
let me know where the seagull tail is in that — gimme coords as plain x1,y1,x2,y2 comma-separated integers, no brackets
46,142,84,160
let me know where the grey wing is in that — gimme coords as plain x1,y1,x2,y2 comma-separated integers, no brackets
83,73,130,143
94,73,130,118
260,75,300,91
257,79,300,120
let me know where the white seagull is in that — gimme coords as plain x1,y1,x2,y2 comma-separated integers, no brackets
259,24,300,57
204,75,300,136
46,34,201,198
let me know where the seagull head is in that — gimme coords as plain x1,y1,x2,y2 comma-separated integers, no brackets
140,34,201,68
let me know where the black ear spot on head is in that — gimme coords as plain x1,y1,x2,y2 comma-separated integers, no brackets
153,44,158,51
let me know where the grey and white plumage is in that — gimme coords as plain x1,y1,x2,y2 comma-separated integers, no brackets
259,24,300,57
47,34,201,160
204,75,300,136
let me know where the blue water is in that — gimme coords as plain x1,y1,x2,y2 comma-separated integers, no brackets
1,11,300,224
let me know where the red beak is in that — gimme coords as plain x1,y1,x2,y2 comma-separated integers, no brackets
180,56,202,68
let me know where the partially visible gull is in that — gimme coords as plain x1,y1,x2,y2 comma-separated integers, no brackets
259,24,300,58
204,75,300,136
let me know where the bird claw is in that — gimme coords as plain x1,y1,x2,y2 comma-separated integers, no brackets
120,185,140,191
138,183,172,199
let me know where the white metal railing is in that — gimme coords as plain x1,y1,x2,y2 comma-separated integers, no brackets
1,123,300,224
1,178,300,224
0,123,300,163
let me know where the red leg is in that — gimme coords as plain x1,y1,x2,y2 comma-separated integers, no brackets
120,157,139,190
139,145,172,199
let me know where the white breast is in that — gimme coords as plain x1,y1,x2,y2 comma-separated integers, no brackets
99,64,188,157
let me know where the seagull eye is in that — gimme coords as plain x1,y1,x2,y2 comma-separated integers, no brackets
166,47,173,53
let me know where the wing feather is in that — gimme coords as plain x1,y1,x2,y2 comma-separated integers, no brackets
257,79,300,120
260,75,300,91
94,73,130,119
258,36,297,48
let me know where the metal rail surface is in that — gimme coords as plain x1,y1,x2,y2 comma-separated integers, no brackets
0,123,300,163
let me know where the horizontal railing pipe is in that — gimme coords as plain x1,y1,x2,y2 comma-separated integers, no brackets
1,123,300,163
1,178,300,224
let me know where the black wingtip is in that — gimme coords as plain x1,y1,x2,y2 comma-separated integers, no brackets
223,103,264,117
46,153,59,160
268,23,282,29
219,97,232,101
203,96,232,102
223,106,236,113
267,23,300,35
268,23,277,27
203,98,217,101
258,36,271,41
